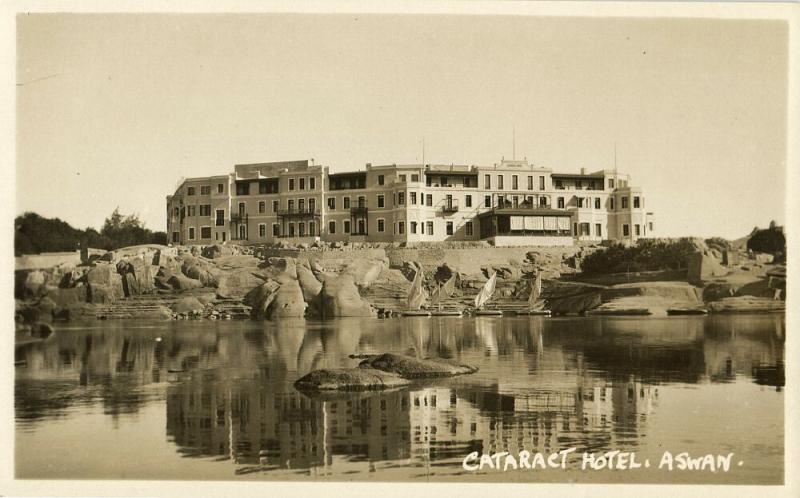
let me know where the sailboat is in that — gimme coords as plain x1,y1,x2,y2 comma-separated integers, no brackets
521,272,551,316
474,272,502,316
403,267,430,316
430,275,462,316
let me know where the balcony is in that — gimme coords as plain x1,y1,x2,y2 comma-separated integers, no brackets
442,200,459,214
350,205,368,216
492,200,552,212
276,207,319,216
230,213,248,224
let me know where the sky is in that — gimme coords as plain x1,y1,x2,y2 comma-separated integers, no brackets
15,13,788,238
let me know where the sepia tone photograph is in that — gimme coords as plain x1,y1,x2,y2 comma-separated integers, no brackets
4,2,798,496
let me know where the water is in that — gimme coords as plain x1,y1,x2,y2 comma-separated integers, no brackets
15,315,784,484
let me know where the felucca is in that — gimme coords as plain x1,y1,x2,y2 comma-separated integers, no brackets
403,267,429,316
474,272,501,315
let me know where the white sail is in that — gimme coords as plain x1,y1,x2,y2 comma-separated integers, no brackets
474,272,497,309
528,273,543,309
407,268,426,310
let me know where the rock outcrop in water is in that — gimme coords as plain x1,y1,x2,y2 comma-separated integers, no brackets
358,353,479,378
294,368,410,391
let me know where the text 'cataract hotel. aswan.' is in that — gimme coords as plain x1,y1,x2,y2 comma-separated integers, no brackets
166,158,655,247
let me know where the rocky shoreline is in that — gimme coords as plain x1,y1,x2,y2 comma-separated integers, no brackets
15,239,786,330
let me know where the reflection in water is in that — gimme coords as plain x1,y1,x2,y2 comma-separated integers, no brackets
15,315,784,482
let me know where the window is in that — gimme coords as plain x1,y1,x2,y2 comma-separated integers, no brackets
187,205,196,217
378,175,385,186
497,175,504,190
200,186,211,195
398,193,405,205
426,194,432,206
309,221,315,236
512,175,518,190
200,205,211,216
539,176,545,190
188,227,195,240
272,224,280,236
465,221,473,236
298,199,305,212
579,223,590,236
378,195,385,208
539,197,548,207
343,197,351,209
441,176,449,186
299,178,305,190
258,201,266,214
465,195,472,207
272,200,279,212
310,177,316,190
410,222,417,234
596,223,602,237
634,196,640,208
309,198,316,213
344,220,351,234
174,207,179,217
187,186,195,196
635,224,641,236
623,224,630,236
399,174,407,182
411,174,419,182
611,198,615,210
298,222,305,237
649,222,654,232
217,183,224,194
377,219,385,232
288,223,295,237
555,180,563,189
397,221,405,234
259,224,266,237
289,178,295,191
427,221,434,235
408,192,415,205
327,197,335,210
609,179,615,189
622,196,628,209
484,195,491,207
558,197,565,209
576,180,583,189
595,198,601,209
484,174,491,189
215,209,225,226
329,221,336,234
288,199,294,212
446,221,453,235
527,176,533,190
236,182,250,196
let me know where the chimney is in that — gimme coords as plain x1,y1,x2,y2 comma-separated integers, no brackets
580,167,586,175
366,162,372,168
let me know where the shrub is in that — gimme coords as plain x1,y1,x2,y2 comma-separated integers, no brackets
581,238,698,274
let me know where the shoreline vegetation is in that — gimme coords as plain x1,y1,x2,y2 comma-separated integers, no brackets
14,213,786,334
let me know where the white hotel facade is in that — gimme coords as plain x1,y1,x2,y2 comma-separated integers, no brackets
166,158,654,247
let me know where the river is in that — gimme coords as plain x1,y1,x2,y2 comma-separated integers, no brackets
15,314,784,484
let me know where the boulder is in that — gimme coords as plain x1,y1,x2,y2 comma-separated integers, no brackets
21,270,47,298
166,274,204,291
30,321,55,339
216,269,264,298
183,265,218,287
754,252,774,264
296,265,323,302
319,274,375,318
88,283,121,304
171,296,205,314
46,285,88,308
686,252,727,282
294,368,410,391
138,265,157,293
244,281,281,318
267,278,307,319
344,259,387,289
202,244,233,259
359,353,478,378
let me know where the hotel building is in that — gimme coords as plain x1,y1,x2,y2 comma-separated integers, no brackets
166,158,654,246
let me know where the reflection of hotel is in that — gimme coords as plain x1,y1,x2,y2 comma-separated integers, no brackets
167,158,654,247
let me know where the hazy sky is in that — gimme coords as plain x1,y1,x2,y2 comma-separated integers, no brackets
16,14,788,238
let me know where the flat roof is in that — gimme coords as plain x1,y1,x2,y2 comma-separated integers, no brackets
478,208,571,218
